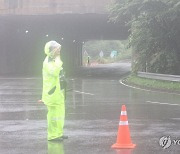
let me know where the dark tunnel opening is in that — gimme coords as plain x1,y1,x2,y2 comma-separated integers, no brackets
0,14,129,77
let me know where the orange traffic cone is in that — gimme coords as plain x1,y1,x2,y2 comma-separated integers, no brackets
111,105,136,149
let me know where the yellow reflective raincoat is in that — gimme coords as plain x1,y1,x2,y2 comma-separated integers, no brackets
42,56,64,106
42,41,65,140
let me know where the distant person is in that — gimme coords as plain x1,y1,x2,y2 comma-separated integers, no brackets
42,40,68,142
87,56,90,66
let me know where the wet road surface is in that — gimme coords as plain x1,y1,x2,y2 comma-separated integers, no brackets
0,62,180,154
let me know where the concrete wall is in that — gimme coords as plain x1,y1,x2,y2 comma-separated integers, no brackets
0,0,113,15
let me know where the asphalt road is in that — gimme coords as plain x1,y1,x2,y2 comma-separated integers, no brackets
0,62,180,154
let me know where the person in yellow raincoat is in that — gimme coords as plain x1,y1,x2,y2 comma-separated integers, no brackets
42,40,68,141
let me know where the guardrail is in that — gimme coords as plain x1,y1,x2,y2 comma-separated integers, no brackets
137,72,180,82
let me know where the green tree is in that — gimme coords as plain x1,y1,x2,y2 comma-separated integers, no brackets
109,0,180,75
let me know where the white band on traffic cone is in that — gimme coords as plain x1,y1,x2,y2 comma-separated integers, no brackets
119,121,128,125
121,111,127,115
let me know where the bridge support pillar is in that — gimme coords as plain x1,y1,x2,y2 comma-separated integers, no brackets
61,40,82,76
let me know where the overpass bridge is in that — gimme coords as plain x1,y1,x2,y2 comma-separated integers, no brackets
0,0,129,76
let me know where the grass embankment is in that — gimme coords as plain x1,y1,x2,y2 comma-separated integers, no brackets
124,75,180,93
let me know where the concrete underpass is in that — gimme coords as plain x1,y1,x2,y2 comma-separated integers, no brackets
0,0,129,76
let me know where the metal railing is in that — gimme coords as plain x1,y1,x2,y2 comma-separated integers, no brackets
137,72,180,82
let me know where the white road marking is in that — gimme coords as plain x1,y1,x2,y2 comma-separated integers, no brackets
74,90,94,95
0,77,41,80
119,80,180,96
146,101,180,106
